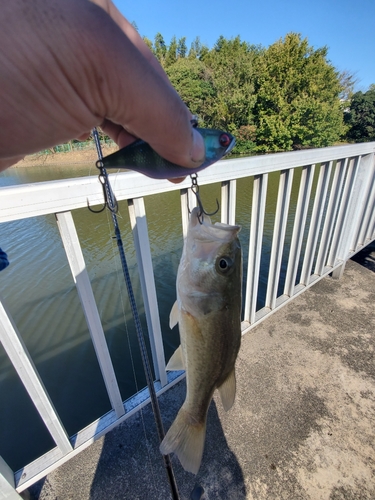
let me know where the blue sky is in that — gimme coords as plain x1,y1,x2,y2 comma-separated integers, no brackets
116,0,375,92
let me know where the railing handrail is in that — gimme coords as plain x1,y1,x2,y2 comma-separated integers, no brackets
2,142,375,223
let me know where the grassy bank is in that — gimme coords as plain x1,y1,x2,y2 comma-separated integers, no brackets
12,144,118,168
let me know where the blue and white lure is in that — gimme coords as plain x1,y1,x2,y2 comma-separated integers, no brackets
97,127,235,179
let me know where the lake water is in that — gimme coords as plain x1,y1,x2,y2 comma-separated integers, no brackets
0,162,305,471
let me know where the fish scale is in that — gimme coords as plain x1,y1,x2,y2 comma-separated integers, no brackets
160,207,242,474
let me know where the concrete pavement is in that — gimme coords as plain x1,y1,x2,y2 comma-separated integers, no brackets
28,244,375,499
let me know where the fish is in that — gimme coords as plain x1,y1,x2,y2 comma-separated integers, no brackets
99,128,235,179
160,206,242,474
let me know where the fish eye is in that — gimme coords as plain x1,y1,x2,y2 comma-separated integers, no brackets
216,256,233,274
219,133,231,148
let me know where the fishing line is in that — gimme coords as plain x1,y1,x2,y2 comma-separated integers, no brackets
103,200,159,494
91,128,180,500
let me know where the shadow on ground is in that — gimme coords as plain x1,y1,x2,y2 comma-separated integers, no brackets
88,382,246,499
29,257,375,499
351,240,375,272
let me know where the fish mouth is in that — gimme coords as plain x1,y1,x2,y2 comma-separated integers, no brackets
189,207,241,241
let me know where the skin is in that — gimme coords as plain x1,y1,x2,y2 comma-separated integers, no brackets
0,0,205,178
178,217,242,425
160,209,242,473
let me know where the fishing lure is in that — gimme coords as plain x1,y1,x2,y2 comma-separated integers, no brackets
97,128,235,179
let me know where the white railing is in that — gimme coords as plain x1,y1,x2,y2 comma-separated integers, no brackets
1,142,375,498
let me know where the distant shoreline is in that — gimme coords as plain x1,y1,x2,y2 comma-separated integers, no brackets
11,144,118,168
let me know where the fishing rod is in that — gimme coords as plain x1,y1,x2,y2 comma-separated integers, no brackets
91,127,180,500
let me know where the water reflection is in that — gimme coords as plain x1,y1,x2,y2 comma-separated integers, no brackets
0,163,97,186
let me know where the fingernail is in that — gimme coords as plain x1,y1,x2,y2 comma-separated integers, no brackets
191,128,205,164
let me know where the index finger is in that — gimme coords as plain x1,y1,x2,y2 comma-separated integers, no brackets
90,0,171,86
85,3,206,168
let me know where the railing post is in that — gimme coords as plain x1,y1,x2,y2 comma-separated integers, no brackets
221,180,237,225
0,295,72,455
331,153,375,277
362,166,375,243
314,159,347,276
180,188,196,238
265,169,294,309
351,153,375,250
284,165,315,296
300,162,332,285
55,211,125,417
0,456,22,499
128,198,167,387
327,157,359,271
244,174,268,324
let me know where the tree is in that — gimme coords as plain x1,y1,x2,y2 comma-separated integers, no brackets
188,36,209,60
142,36,153,52
165,36,178,67
140,31,349,154
345,87,375,142
177,37,187,59
166,58,215,125
214,35,226,52
253,33,345,151
339,70,357,103
154,33,167,65
203,36,258,133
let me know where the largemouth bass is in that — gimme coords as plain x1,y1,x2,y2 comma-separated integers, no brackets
99,128,235,179
160,207,242,474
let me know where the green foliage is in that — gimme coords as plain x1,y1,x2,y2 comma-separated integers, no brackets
112,30,353,154
188,37,209,60
177,37,187,59
203,36,258,132
142,36,153,51
166,58,215,125
234,125,257,154
166,35,259,154
345,87,375,142
339,70,357,103
165,36,178,67
154,33,167,66
253,33,345,151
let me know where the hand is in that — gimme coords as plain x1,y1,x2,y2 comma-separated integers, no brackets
0,0,205,175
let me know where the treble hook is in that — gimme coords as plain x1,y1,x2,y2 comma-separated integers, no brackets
190,174,219,224
87,161,119,214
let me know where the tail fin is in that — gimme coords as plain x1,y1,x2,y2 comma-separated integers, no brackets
160,407,206,475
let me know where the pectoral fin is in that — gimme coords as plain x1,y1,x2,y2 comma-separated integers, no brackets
166,345,185,371
169,301,179,329
217,368,236,411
